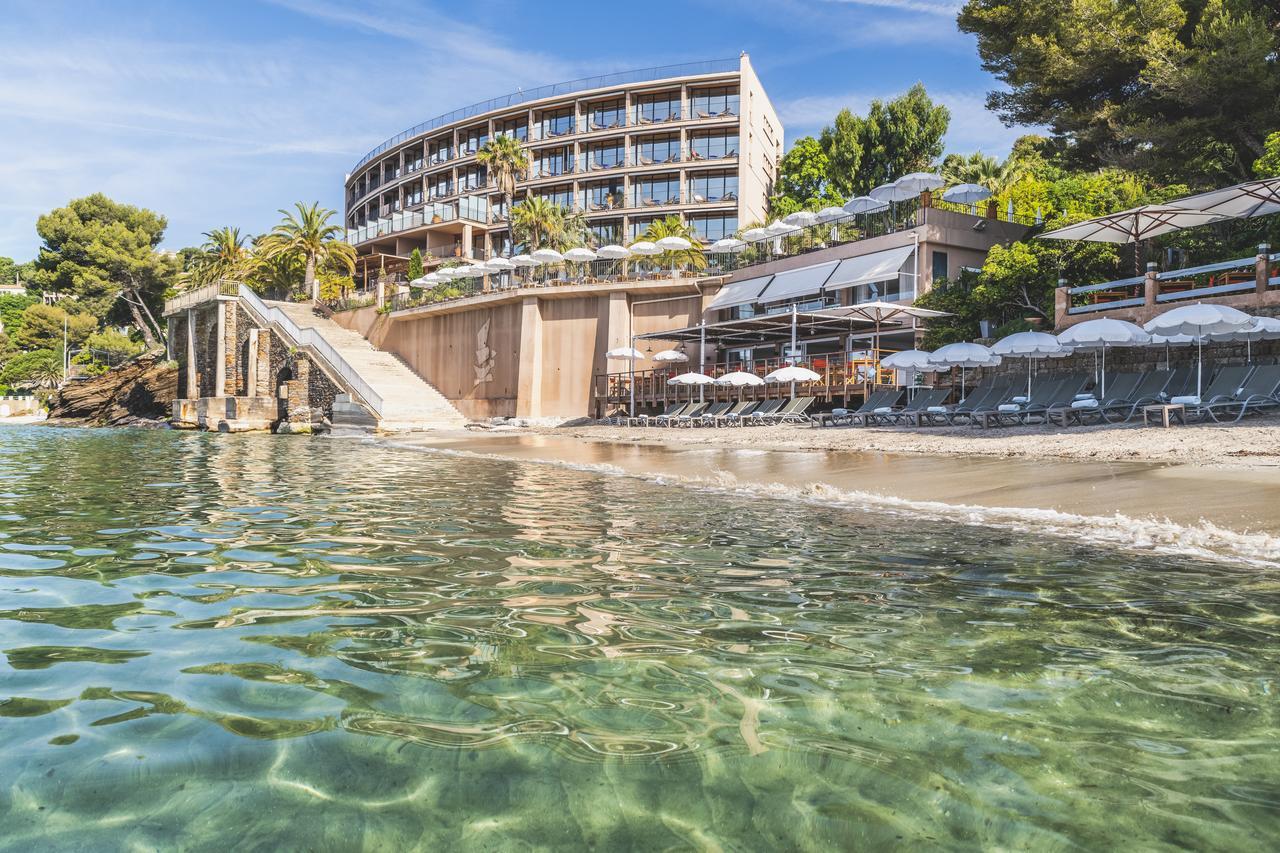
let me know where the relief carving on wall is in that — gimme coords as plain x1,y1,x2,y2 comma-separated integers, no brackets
473,316,494,388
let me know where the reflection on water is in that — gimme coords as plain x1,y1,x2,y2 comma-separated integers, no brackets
0,426,1277,849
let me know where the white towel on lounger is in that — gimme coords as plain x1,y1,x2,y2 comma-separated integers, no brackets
1170,395,1200,405
1071,398,1098,409
927,406,947,413
873,406,892,414
997,403,1021,412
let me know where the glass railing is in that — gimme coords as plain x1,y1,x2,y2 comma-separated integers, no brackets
352,58,738,172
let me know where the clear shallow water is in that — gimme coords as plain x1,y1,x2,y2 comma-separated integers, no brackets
1,426,1278,850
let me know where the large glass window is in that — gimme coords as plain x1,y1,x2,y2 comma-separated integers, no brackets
633,92,681,124
540,108,574,138
459,165,487,192
587,98,625,130
428,175,453,199
583,180,624,211
404,145,423,173
632,174,680,207
460,126,488,155
690,87,740,118
586,141,625,170
689,132,739,160
428,137,453,165
495,116,527,142
634,134,680,165
537,185,573,208
589,219,622,245
404,182,423,206
630,217,658,240
689,214,738,242
688,172,737,203
932,251,948,281
535,146,573,178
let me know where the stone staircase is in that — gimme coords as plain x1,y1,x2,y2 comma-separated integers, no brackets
264,300,468,432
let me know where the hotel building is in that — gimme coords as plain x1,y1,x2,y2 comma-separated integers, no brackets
343,55,781,283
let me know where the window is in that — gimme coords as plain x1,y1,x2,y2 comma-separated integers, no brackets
404,145,423,172
404,183,423,206
537,185,573,208
630,217,658,240
460,126,488,155
583,180,624,211
383,158,399,181
429,138,453,165
690,86,739,118
634,133,680,165
689,132,738,160
689,214,738,242
586,141,625,170
589,219,622,245
428,175,453,199
587,98,625,130
540,108,574,138
687,172,737,203
932,250,948,281
460,165,487,192
633,92,681,123
632,174,680,207
535,146,572,178
495,116,527,142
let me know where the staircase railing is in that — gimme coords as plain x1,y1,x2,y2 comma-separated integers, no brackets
236,285,385,416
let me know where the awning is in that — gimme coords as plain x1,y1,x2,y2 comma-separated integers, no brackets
757,260,840,303
824,245,916,290
704,274,774,311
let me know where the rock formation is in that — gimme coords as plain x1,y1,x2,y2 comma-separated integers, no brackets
47,353,178,426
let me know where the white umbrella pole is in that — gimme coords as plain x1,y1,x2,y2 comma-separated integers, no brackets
790,305,798,399
1196,335,1203,399
1247,337,1252,364
1027,358,1032,399
1101,346,1107,399
699,322,706,403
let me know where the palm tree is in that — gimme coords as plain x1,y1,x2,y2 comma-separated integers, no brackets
643,216,708,273
510,197,564,251
194,226,251,284
941,152,1025,196
260,202,356,301
476,135,529,254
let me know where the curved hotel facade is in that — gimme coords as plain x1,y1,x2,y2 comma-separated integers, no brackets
344,55,781,282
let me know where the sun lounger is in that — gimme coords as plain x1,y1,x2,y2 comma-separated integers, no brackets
974,374,1088,427
1203,364,1280,422
672,402,711,426
1046,371,1143,426
1160,365,1195,401
713,400,755,426
744,398,785,424
844,389,908,426
719,400,762,426
1088,369,1175,424
692,401,732,426
879,388,953,426
931,380,1011,425
1168,364,1254,411
626,402,681,426
771,396,815,424
814,389,898,427
650,402,696,427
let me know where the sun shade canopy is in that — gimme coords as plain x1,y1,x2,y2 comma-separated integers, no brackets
757,260,840,303
1039,205,1231,243
824,245,916,290
704,274,775,311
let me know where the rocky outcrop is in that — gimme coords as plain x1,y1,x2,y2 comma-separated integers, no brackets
47,353,178,426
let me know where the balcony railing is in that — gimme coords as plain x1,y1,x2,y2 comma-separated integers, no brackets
1064,252,1279,316
351,58,738,172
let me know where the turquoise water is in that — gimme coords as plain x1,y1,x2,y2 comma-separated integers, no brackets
1,426,1277,850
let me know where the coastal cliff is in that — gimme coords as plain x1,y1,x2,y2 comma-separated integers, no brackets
47,353,178,426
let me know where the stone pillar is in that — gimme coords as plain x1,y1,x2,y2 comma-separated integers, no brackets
1143,262,1158,307
246,328,259,397
214,301,227,396
515,296,543,419
223,301,237,395
376,279,386,309
1054,278,1069,328
256,330,272,394
1259,244,1271,296
186,308,198,400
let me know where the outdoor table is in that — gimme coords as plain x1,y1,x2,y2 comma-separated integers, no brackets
1142,403,1185,427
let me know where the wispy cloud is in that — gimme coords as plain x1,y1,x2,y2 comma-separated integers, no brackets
817,0,962,16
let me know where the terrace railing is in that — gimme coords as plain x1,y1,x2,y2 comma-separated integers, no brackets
163,280,239,315
1064,251,1278,316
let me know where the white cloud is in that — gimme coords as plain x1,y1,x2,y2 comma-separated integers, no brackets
818,0,962,16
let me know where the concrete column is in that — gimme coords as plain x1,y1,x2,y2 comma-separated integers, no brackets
246,328,259,397
214,301,227,396
185,308,198,400
165,316,174,360
462,223,474,258
1143,262,1158,307
1258,244,1271,296
1054,278,1069,328
606,291,630,350
515,296,543,418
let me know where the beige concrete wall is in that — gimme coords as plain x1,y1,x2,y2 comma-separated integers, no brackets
737,53,782,228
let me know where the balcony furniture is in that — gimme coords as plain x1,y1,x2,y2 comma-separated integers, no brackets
637,154,655,166
721,191,737,201
696,111,712,119
718,108,736,117
689,151,706,161
693,194,708,204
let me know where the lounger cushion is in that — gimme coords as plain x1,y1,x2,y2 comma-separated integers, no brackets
831,408,848,416
1074,393,1094,401
1170,395,1201,405
1070,399,1098,409
873,406,893,414
997,403,1021,412
926,406,947,413
1010,396,1028,404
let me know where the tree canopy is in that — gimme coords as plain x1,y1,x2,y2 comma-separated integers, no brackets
958,0,1280,186
769,137,840,218
14,304,96,351
31,193,176,349
820,84,950,197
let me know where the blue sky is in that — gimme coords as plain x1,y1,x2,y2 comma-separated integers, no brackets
0,0,1024,261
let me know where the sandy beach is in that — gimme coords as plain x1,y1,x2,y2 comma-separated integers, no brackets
534,414,1280,469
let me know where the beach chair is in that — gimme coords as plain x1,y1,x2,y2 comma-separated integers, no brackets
932,380,1011,425
880,388,953,426
692,401,731,426
650,402,695,427
814,389,894,427
744,398,785,424
1169,364,1254,410
672,402,710,426
1095,369,1175,424
755,397,803,424
625,402,680,427
1046,371,1143,426
846,389,908,426
719,400,761,426
712,400,755,426
972,376,1073,427
772,396,816,424
1203,364,1280,422
1160,365,1195,401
